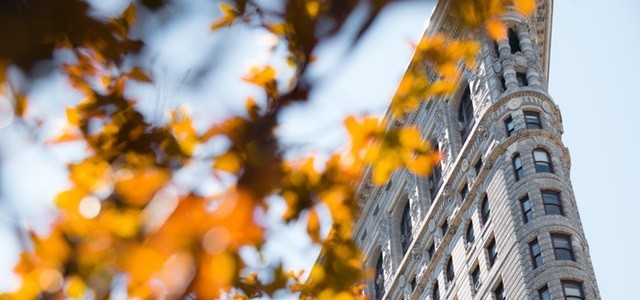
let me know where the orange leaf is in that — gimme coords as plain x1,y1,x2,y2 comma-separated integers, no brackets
115,168,170,207
514,0,535,16
127,67,152,83
213,151,243,174
486,19,507,41
307,208,321,243
243,65,277,87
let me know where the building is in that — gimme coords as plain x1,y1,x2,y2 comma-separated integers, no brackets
352,1,601,299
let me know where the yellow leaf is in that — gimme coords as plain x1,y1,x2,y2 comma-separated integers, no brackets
69,158,111,192
122,3,137,27
127,67,152,83
211,2,238,31
307,208,321,243
65,107,80,126
306,1,320,18
486,19,507,41
243,65,277,87
115,168,170,207
64,276,86,298
514,0,535,16
213,151,243,173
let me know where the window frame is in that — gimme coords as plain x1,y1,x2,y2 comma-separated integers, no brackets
493,281,506,300
562,281,585,300
524,111,542,129
552,234,575,261
513,153,524,181
529,238,543,269
538,285,551,300
486,238,498,267
445,257,455,284
466,221,475,245
508,27,521,53
533,149,554,173
520,195,533,223
542,190,564,216
458,86,474,143
374,254,385,300
480,195,490,225
504,115,515,137
400,202,413,255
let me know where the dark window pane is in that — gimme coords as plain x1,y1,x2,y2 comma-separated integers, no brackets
504,116,515,136
487,238,498,267
520,196,533,223
401,202,413,255
562,281,585,300
552,234,575,261
529,239,543,269
375,254,385,300
516,72,528,87
458,86,474,143
428,243,435,261
481,196,490,224
538,286,551,300
466,222,475,245
494,282,506,300
508,28,521,53
471,266,481,291
446,258,455,283
542,190,564,216
524,111,542,129
513,154,524,181
460,184,468,200
533,149,554,173
432,282,440,300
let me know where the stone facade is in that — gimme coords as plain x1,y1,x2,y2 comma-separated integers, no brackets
353,1,600,299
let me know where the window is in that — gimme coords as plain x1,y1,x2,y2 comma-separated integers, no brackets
504,116,515,137
486,238,498,267
516,72,528,87
533,149,554,173
474,158,483,175
542,190,564,216
529,239,543,269
440,220,449,236
500,76,507,91
513,154,524,181
493,281,506,300
458,86,474,143
470,265,481,292
520,196,533,223
466,221,475,245
508,27,521,53
428,243,435,261
429,143,443,200
493,41,500,56
375,254,385,300
432,282,441,300
480,195,490,224
445,258,455,283
524,111,542,129
401,202,413,255
410,277,417,292
460,184,468,200
538,285,551,300
552,234,575,261
562,281,585,300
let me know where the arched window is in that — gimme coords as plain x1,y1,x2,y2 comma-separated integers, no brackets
516,72,528,86
513,153,524,181
508,28,521,53
375,254,385,300
445,257,455,283
458,86,474,143
432,282,440,300
466,221,475,245
428,142,443,200
533,149,553,173
400,202,413,255
480,195,490,225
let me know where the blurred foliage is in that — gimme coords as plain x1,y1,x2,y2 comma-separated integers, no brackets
0,0,533,298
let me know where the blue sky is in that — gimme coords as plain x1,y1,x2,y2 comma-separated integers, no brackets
1,0,638,298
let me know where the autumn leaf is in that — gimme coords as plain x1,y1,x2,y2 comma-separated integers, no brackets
114,168,170,207
243,65,277,88
307,208,321,243
211,2,239,31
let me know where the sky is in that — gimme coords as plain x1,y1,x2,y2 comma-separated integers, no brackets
1,0,638,298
